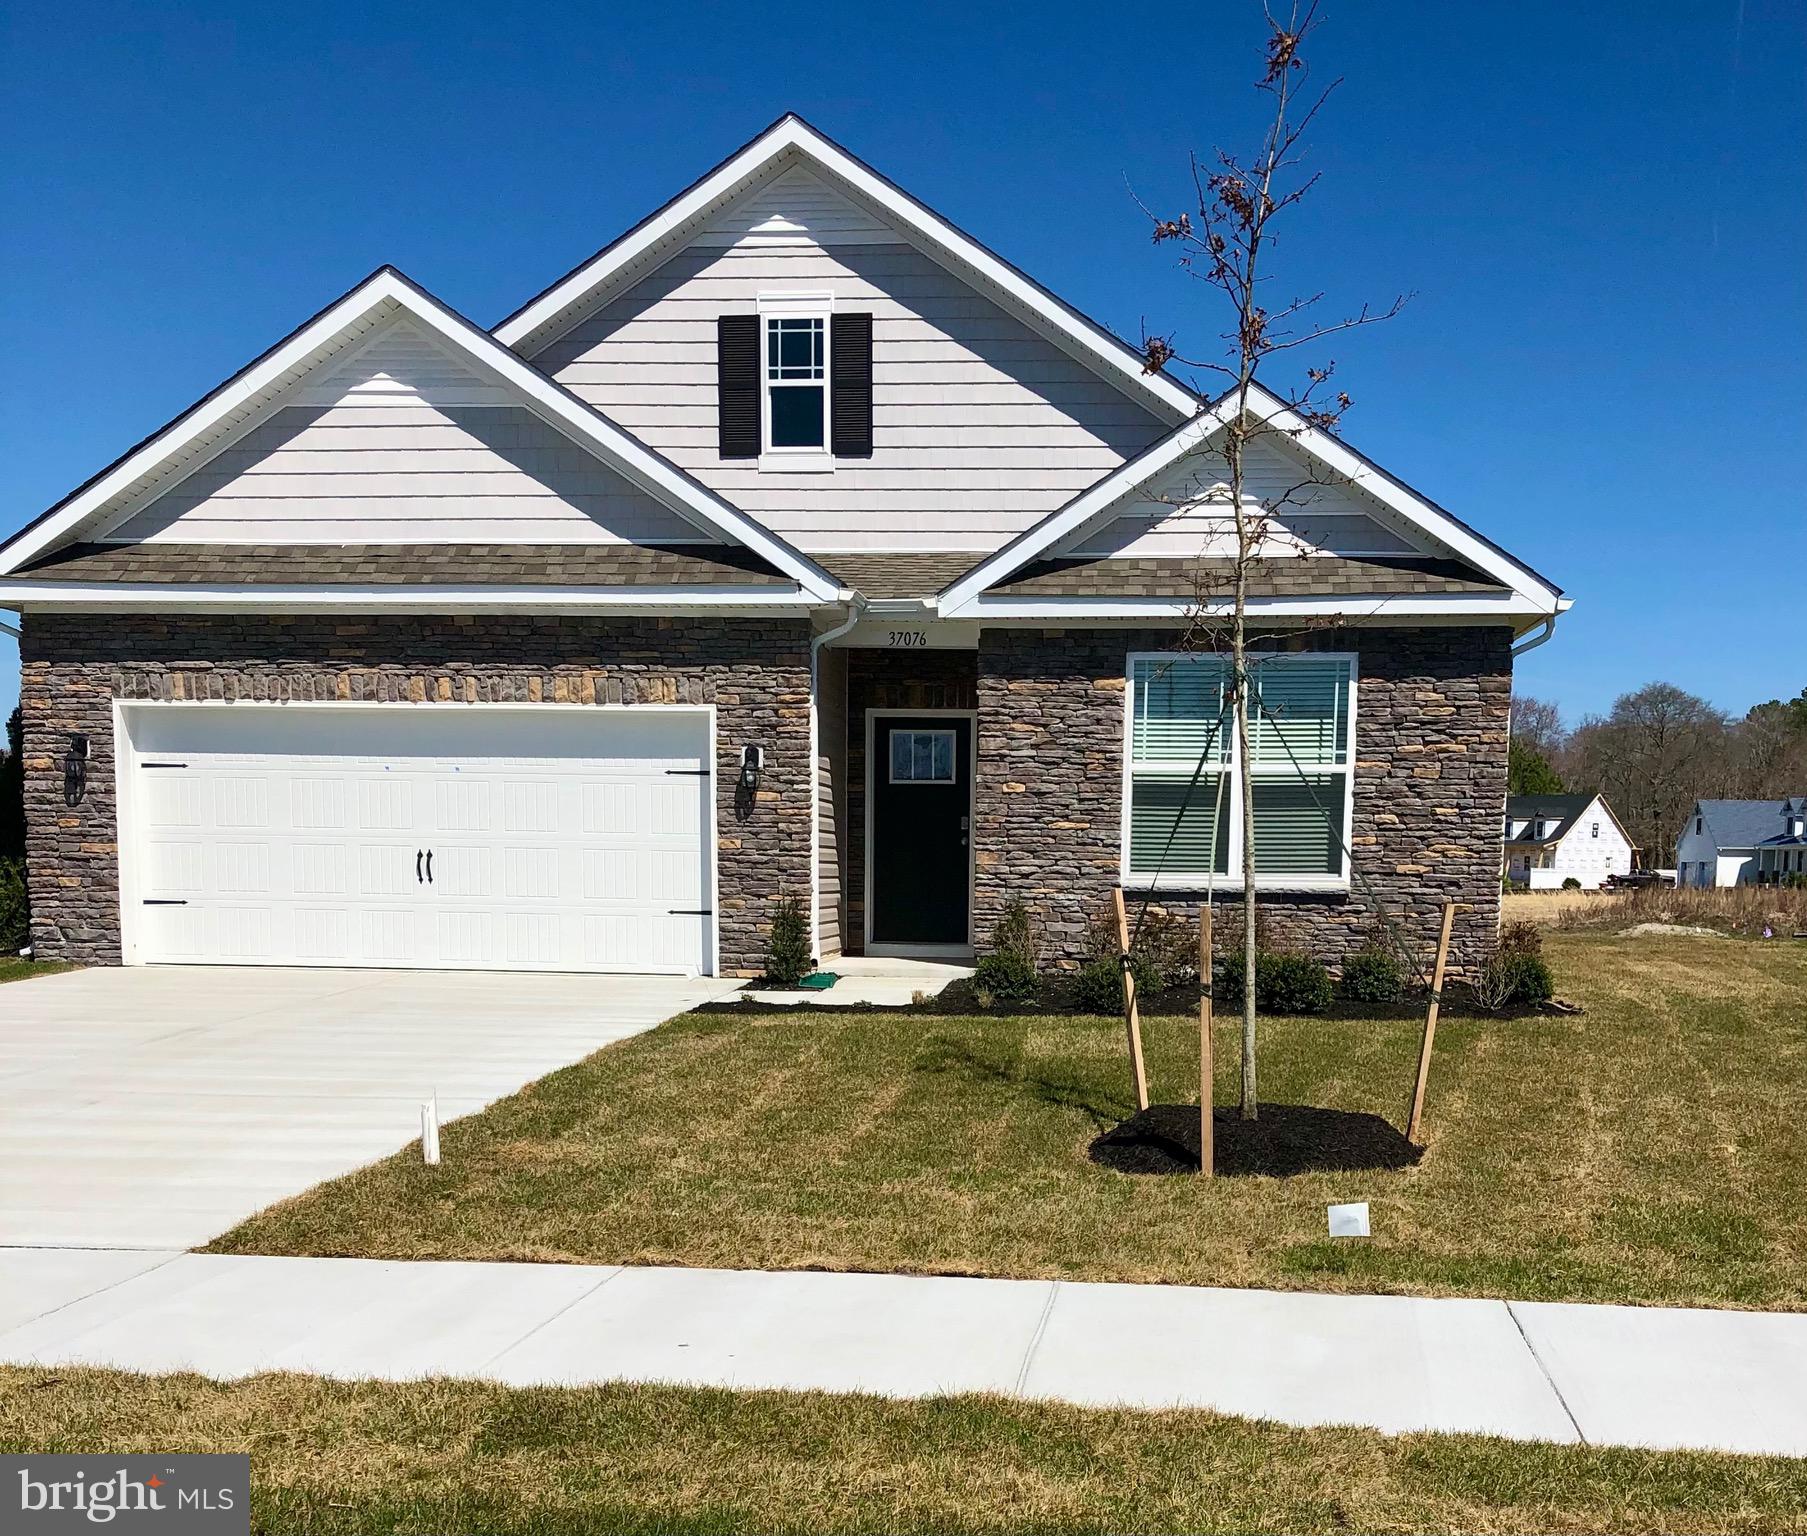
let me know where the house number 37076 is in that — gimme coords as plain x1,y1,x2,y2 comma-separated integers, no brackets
887,629,929,648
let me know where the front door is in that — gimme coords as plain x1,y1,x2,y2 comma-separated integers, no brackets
869,714,972,949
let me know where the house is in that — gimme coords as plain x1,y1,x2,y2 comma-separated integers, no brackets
0,115,1568,981
1502,793,1634,889
1675,799,1807,887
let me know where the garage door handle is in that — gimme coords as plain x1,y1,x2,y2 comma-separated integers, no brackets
426,850,434,884
416,850,424,884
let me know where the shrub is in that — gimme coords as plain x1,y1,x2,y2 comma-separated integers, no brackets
1561,876,1582,891
973,896,1040,1005
1260,953,1334,1013
1498,920,1544,958
1218,950,1333,1014
1506,952,1555,1003
972,951,1037,1005
1339,944,1405,1005
1133,905,1197,990
1476,950,1554,1009
0,858,27,954
763,894,812,988
1081,903,1194,998
1474,921,1553,1009
1072,953,1160,1015
990,895,1038,967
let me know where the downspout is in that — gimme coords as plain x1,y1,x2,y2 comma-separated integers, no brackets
1502,611,1560,901
809,593,865,964
1510,614,1558,658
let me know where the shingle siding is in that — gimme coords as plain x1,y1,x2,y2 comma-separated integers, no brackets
18,613,813,977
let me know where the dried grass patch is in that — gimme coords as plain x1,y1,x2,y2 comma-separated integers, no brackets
4,1367,1806,1535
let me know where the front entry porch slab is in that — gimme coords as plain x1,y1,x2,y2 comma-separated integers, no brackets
739,955,975,1008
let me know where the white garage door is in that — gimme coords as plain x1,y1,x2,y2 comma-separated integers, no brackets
120,705,714,974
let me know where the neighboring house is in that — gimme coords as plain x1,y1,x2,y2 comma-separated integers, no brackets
0,116,1568,980
1502,793,1634,889
1675,799,1807,887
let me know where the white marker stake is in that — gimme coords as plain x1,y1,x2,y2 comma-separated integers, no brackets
421,1097,440,1166
1328,1201,1369,1238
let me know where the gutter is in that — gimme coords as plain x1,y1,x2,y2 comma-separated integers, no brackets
1510,614,1560,658
808,593,865,963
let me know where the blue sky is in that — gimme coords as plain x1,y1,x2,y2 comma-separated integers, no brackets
4,0,1803,726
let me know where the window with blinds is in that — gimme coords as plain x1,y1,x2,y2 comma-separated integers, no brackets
1125,652,1355,886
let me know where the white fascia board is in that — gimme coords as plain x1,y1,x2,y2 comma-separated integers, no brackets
493,115,1199,422
1235,386,1564,610
0,278,400,576
1,268,843,604
0,581,814,615
955,591,1560,624
937,382,1565,616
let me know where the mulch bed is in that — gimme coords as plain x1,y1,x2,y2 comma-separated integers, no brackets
1090,1102,1425,1178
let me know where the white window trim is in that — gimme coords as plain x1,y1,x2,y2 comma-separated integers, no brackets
757,292,834,472
1118,650,1359,893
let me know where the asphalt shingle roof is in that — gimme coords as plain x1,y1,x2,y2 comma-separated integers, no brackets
1504,793,1597,845
16,543,792,587
986,555,1506,599
817,553,981,599
1695,798,1807,850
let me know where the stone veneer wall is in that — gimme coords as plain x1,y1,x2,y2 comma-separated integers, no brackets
973,626,1512,979
18,613,812,976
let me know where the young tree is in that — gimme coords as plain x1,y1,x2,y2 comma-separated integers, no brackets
1141,2,1404,1119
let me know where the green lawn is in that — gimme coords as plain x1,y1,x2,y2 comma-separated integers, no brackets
0,957,72,985
212,930,1807,1310
5,1367,1804,1535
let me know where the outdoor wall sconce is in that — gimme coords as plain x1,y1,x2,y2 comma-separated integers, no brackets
64,733,89,807
734,743,764,822
738,744,765,792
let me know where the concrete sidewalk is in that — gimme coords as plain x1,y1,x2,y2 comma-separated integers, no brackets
4,1248,1804,1457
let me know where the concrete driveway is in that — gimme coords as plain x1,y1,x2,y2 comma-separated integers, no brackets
0,965,736,1249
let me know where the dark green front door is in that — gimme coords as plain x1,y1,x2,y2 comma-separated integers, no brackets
870,714,972,947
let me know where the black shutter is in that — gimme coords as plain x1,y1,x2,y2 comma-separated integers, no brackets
830,311,874,458
717,314,760,459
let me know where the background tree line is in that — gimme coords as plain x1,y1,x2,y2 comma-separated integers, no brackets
1509,683,1807,864
2,706,26,951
